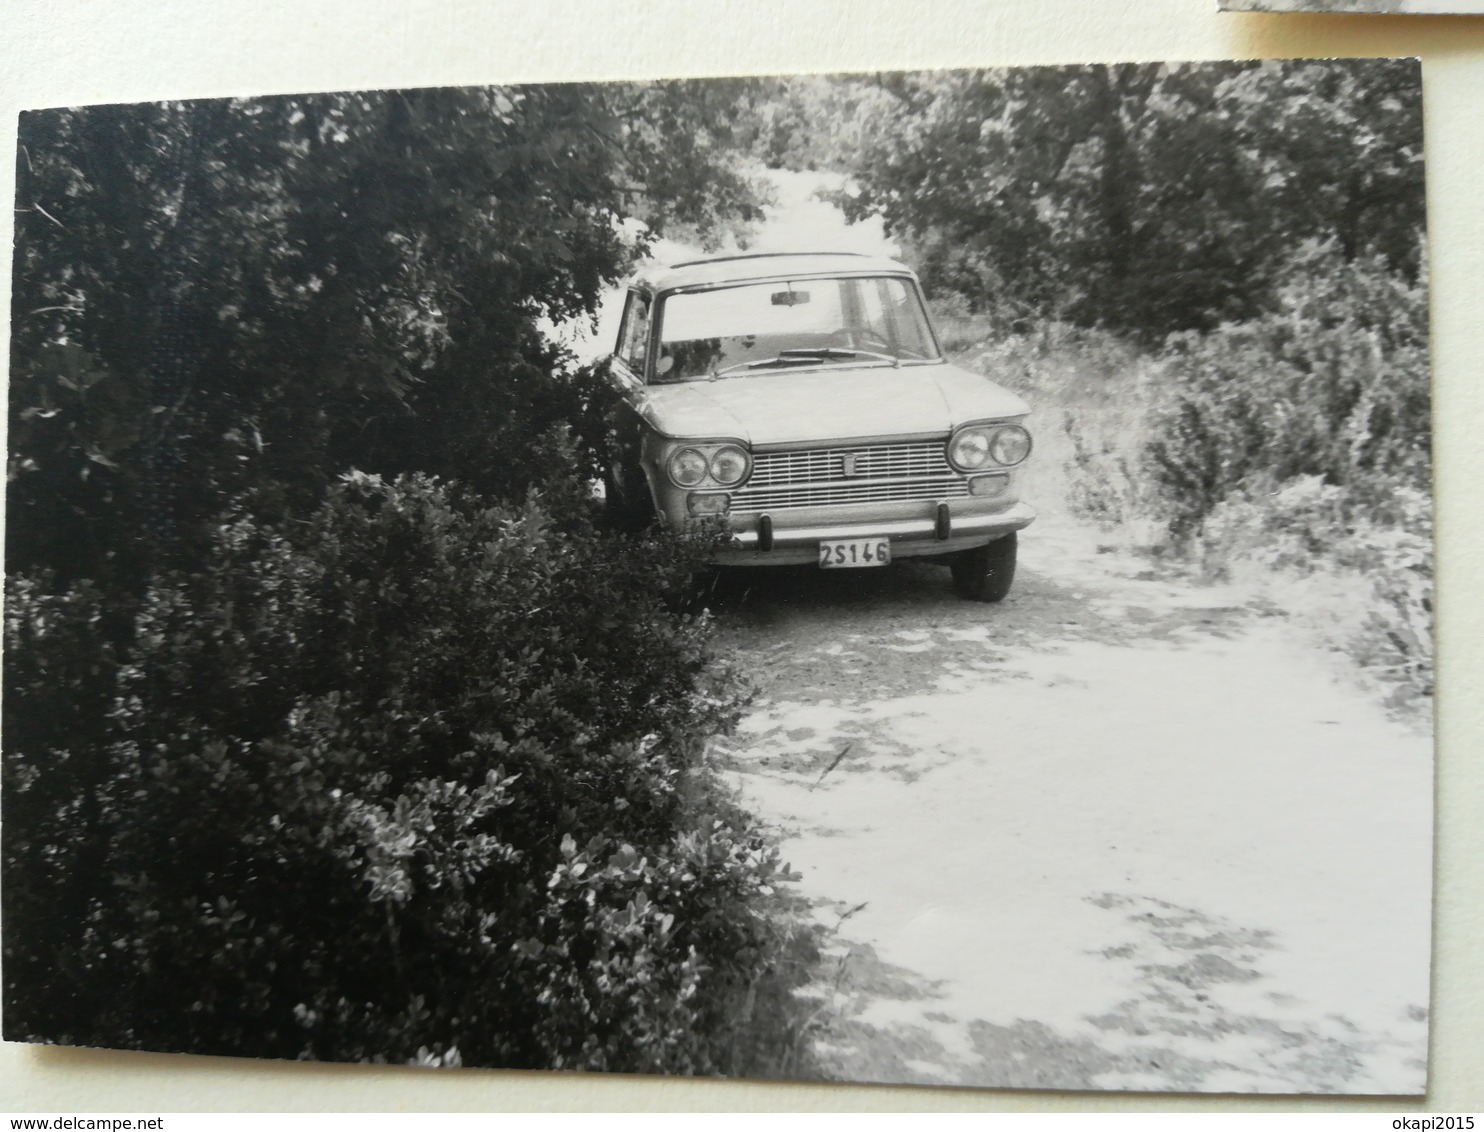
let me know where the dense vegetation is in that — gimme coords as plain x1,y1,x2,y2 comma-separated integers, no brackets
4,85,820,1072
5,475,816,1071
760,61,1423,342
9,84,764,592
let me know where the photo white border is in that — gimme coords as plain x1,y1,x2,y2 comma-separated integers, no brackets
3,0,1480,1113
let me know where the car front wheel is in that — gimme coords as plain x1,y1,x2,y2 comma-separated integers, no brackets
951,532,1017,602
602,461,655,533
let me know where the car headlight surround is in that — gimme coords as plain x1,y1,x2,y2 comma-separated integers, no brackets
709,445,751,487
988,424,1032,467
666,441,751,489
950,422,1032,471
668,447,709,487
948,427,993,472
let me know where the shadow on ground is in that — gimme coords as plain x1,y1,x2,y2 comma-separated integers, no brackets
809,893,1425,1094
708,545,1260,710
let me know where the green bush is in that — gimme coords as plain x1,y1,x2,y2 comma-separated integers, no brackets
1198,477,1433,702
3,473,818,1074
1140,245,1433,706
0,578,122,1038
1147,245,1430,539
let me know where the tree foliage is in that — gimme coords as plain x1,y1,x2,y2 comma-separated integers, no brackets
8,83,765,593
828,60,1423,340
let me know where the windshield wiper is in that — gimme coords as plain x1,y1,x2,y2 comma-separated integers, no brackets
712,354,829,378
711,347,899,378
778,347,899,366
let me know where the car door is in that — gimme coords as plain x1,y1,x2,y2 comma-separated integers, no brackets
603,289,656,526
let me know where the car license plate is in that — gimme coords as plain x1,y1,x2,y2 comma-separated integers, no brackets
818,537,891,569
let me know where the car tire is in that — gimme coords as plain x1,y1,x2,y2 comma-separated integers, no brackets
603,461,654,533
951,532,1017,602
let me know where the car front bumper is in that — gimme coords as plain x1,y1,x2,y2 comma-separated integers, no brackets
712,500,1036,566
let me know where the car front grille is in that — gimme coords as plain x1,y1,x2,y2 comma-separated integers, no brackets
732,441,968,512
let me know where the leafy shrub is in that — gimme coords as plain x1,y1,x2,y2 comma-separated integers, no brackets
1147,245,1430,539
1062,413,1147,530
925,292,983,355
3,473,818,1074
1142,245,1433,706
0,578,122,1038
1198,478,1433,704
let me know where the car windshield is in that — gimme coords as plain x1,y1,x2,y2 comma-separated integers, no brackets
651,275,940,383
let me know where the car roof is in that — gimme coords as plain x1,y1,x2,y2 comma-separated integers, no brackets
630,252,917,294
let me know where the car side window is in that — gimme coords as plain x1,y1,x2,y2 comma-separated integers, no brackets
616,291,651,375
872,277,935,359
856,278,889,339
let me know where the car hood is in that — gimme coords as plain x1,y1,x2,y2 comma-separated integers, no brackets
637,362,1030,446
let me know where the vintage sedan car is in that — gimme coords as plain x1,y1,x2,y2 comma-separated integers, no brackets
601,252,1034,601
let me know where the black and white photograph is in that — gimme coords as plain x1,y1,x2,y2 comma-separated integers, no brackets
3,59,1434,1095
1221,1,1484,12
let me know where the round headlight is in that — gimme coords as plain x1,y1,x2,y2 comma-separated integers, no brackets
710,445,750,487
668,447,708,487
949,429,992,471
989,425,1032,466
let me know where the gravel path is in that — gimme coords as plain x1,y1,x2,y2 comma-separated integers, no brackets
713,513,1433,1094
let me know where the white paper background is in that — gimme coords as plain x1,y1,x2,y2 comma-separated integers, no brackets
2,0,1480,1112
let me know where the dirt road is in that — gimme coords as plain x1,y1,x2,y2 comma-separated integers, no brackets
713,512,1432,1094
